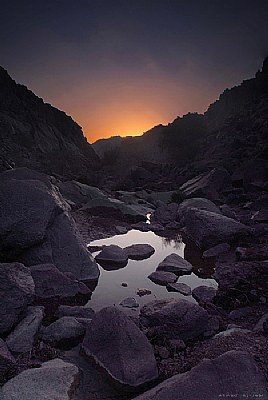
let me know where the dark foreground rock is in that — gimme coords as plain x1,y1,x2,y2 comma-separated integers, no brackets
184,208,250,250
0,168,99,282
40,317,86,349
0,339,15,382
30,264,91,303
6,306,44,353
133,351,268,400
157,253,193,275
140,299,209,341
124,244,155,260
0,358,81,400
0,263,35,335
192,286,217,304
81,307,158,390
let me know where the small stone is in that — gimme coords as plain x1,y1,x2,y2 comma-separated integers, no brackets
120,297,139,309
168,339,186,351
136,288,152,296
121,282,128,287
157,346,170,359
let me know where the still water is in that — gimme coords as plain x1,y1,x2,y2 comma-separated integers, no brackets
87,229,217,313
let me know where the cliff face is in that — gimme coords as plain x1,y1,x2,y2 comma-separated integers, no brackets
0,67,99,182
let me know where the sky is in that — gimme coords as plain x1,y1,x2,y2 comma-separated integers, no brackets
0,0,268,143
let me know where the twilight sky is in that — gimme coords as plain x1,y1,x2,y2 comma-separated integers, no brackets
0,0,268,142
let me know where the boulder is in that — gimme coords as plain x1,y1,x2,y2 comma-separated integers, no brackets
151,203,178,226
148,271,178,286
6,306,44,353
184,208,250,250
177,197,221,226
95,245,128,269
157,253,193,275
0,168,99,282
0,339,15,381
81,307,158,390
0,358,81,400
179,168,232,200
203,243,231,258
214,261,268,290
140,299,209,341
0,263,35,334
30,264,91,303
132,351,268,400
40,316,86,349
124,244,155,260
166,282,192,296
55,305,95,320
192,286,217,304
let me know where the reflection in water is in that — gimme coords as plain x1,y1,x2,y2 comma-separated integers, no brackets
87,229,217,313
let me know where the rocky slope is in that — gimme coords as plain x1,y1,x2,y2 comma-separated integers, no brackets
0,66,99,183
94,58,268,191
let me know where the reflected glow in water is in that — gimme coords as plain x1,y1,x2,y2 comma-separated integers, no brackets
87,229,217,312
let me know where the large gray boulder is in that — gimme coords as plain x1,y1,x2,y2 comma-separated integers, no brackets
0,168,99,282
157,253,193,275
0,339,15,381
40,316,86,349
0,358,81,400
30,264,91,302
133,351,268,400
140,299,209,341
179,168,232,200
6,306,44,353
184,208,250,250
81,307,158,390
0,263,35,335
177,197,221,226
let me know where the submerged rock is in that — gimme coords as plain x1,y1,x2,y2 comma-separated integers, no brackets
81,307,158,390
148,271,178,286
95,245,128,269
124,244,155,260
0,358,81,400
132,351,268,400
167,282,192,296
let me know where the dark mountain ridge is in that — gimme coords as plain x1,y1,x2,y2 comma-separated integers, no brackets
0,66,99,183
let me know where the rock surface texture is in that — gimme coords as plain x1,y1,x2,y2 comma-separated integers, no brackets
81,307,158,390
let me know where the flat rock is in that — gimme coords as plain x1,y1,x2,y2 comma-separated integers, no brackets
148,271,177,286
133,351,268,400
81,307,158,390
124,244,155,260
120,297,139,308
192,286,217,303
0,263,35,335
30,264,91,302
140,299,209,341
157,253,193,274
1,358,80,400
40,316,86,349
55,305,95,320
0,339,15,381
203,243,231,258
167,282,192,296
6,306,44,353
184,208,251,250
95,245,128,269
